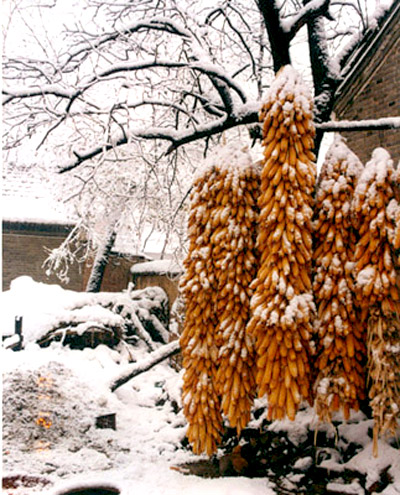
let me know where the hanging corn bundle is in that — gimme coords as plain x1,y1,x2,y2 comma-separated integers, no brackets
312,136,366,422
213,149,260,434
180,145,260,455
352,148,400,456
387,168,400,257
247,66,316,422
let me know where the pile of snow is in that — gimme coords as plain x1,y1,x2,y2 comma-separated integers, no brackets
1,277,169,347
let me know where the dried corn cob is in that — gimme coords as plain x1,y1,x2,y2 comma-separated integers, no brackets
180,165,224,456
180,146,260,455
247,66,316,422
352,148,400,456
312,136,366,422
212,150,260,434
387,168,400,256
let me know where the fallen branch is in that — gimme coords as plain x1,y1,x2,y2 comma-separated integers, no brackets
110,340,181,392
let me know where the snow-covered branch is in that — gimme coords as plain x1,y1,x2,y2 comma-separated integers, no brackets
316,117,400,132
282,0,333,39
2,84,76,104
59,105,259,173
60,17,192,70
109,340,181,392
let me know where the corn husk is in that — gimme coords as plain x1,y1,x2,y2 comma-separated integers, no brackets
247,66,316,422
313,136,366,422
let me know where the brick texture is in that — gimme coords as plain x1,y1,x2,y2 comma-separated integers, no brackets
3,226,83,291
334,10,400,165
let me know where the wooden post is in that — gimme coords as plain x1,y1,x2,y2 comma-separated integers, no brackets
15,316,23,351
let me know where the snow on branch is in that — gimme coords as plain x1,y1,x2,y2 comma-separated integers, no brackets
282,0,333,39
109,340,181,392
60,17,192,69
59,105,259,173
316,117,400,131
60,114,399,173
2,84,76,104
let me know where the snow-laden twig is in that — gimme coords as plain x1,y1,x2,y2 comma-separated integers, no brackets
109,340,180,392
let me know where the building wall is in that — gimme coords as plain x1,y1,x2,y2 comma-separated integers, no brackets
2,223,83,291
82,254,147,293
3,222,145,294
334,9,400,165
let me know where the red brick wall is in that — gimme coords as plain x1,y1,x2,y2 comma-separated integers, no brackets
3,222,173,299
2,225,83,291
334,17,400,165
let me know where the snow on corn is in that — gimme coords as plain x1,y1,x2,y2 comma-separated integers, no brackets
247,66,316,422
179,145,260,455
312,136,366,422
352,148,400,456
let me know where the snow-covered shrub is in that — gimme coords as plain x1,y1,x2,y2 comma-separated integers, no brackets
1,277,170,351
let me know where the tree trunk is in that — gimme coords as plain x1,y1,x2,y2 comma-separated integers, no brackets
86,227,118,293
256,0,291,73
306,11,340,153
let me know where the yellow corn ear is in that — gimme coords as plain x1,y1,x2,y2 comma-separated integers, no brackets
313,136,366,424
248,66,316,422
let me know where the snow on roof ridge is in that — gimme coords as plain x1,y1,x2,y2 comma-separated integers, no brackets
131,259,182,275
338,0,399,81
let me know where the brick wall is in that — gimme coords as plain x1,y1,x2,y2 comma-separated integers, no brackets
3,222,153,294
334,6,400,165
82,253,147,293
2,222,83,291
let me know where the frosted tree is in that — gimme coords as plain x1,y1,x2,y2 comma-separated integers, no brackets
42,141,194,289
3,0,400,175
312,136,365,422
3,0,400,289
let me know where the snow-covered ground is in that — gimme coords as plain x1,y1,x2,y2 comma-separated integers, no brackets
2,344,274,495
2,278,400,495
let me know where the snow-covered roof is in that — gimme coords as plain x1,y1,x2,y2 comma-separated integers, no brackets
131,259,183,276
2,162,76,225
336,0,399,101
